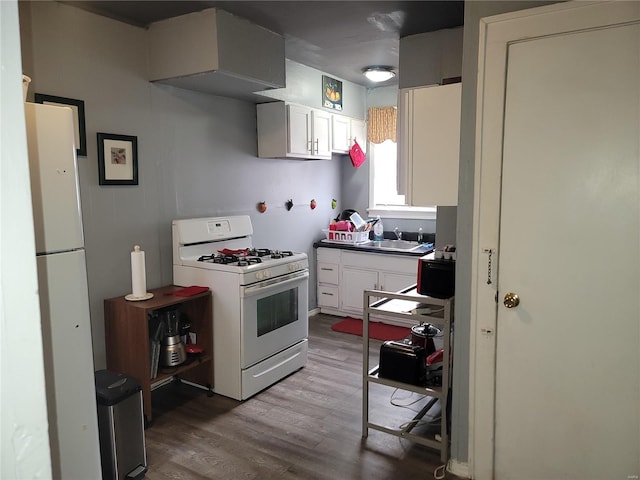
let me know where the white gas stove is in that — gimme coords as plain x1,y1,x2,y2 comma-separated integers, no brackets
172,216,309,400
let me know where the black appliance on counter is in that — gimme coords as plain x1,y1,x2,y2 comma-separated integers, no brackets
417,256,455,298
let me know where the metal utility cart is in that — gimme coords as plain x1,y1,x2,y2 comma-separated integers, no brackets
362,285,454,462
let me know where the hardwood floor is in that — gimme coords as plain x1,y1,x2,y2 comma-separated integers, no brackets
144,314,461,479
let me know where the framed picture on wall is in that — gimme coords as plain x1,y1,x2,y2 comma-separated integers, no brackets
35,93,87,156
97,132,138,186
322,75,342,111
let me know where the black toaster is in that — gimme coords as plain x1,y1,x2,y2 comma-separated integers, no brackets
378,340,427,386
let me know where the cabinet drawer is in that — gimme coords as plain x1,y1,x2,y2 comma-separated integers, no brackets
317,262,339,284
317,285,339,309
317,247,341,263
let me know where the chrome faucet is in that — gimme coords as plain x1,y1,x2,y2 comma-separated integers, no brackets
394,227,402,240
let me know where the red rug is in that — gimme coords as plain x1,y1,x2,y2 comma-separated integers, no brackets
331,317,411,341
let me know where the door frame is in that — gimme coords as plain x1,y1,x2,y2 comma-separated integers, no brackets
469,2,640,479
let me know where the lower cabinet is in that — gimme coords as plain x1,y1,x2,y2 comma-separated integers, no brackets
317,247,418,321
341,266,378,313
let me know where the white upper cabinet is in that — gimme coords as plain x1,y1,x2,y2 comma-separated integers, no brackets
331,114,351,153
350,118,367,154
287,104,312,157
331,115,367,154
312,109,332,158
399,82,461,206
257,102,332,159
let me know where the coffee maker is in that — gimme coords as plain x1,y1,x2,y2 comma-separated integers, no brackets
160,309,186,367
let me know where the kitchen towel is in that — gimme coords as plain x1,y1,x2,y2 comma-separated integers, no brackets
130,245,147,297
171,286,210,297
349,140,366,168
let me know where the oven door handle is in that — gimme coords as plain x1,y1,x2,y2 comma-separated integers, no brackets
242,270,309,298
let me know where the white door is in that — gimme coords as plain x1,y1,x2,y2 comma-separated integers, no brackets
312,109,332,159
350,118,367,154
472,3,640,479
379,271,415,294
37,250,102,479
410,83,461,207
287,104,310,157
342,267,378,314
25,103,84,254
331,114,350,153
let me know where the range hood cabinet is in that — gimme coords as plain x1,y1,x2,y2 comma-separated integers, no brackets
148,9,285,102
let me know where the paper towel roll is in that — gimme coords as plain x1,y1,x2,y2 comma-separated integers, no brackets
131,245,147,297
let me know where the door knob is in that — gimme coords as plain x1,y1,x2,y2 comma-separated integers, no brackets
503,292,520,308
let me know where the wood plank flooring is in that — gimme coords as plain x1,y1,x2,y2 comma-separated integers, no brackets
143,314,462,480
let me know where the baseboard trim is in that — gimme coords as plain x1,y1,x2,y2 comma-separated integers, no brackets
308,307,320,317
448,459,470,478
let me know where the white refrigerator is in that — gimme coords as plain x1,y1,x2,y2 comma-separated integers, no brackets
25,102,102,479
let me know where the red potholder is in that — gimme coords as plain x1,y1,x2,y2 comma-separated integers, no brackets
349,140,366,168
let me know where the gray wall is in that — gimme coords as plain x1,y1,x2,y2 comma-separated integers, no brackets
19,1,346,369
451,0,561,464
399,27,464,88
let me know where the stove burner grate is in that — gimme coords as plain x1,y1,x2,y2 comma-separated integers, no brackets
249,248,271,257
198,254,240,264
237,257,262,266
270,250,293,259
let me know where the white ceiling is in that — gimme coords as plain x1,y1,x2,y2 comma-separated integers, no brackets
62,1,465,87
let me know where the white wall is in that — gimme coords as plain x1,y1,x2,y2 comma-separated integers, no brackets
1,1,52,477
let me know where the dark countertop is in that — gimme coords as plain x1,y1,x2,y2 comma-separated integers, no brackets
313,240,434,257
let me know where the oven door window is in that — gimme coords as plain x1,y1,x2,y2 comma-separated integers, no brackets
257,288,298,337
241,272,309,368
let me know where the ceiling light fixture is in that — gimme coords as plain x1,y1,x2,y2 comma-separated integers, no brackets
362,66,396,83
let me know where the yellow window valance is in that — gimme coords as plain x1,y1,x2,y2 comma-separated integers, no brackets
367,107,397,144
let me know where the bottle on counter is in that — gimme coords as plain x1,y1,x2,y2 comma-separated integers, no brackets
373,216,384,242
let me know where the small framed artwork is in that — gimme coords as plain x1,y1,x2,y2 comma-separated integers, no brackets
97,133,138,186
322,75,343,111
35,93,87,156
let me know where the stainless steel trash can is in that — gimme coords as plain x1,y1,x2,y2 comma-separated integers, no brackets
96,370,148,480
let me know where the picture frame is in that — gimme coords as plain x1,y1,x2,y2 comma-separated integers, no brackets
97,133,138,186
322,75,343,111
35,93,87,156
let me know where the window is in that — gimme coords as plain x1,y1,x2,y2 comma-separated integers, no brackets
366,107,436,220
371,140,405,206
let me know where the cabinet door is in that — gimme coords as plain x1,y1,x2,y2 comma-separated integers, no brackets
341,267,378,314
287,104,311,157
312,109,332,159
331,114,351,153
350,118,367,154
410,83,461,206
380,271,415,293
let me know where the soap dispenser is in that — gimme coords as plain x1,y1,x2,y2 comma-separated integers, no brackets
373,216,384,242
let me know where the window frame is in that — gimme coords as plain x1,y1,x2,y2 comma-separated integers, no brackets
367,139,437,220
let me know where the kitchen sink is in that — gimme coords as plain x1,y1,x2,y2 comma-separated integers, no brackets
370,239,423,252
